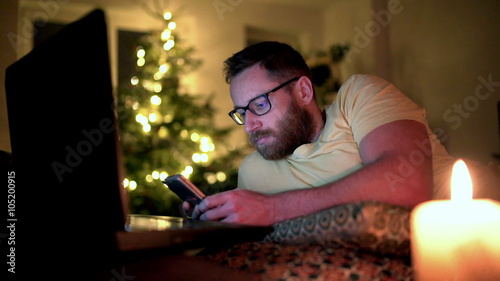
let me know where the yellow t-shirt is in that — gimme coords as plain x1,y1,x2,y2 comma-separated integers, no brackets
237,74,456,198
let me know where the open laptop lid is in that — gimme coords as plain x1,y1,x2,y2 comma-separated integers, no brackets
5,9,127,279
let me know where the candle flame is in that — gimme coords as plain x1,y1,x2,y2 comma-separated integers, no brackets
450,159,473,202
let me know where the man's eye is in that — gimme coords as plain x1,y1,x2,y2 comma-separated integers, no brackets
252,98,268,109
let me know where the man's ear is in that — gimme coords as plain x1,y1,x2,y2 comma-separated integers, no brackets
295,76,315,105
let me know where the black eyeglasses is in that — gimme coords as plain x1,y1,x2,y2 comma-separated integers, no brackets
228,77,300,125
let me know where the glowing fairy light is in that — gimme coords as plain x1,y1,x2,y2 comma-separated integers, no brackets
132,102,139,110
130,76,139,85
137,57,145,67
148,113,157,122
200,153,209,162
192,153,201,163
161,29,171,41
129,180,137,190
159,63,169,73
206,173,216,184
163,39,175,50
200,143,210,153
123,178,129,188
191,133,200,142
137,48,145,58
150,95,162,105
154,72,162,80
181,166,194,178
216,172,227,182
153,84,162,93
135,114,148,125
180,129,188,138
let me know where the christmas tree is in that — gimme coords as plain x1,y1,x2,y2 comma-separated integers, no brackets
117,11,245,216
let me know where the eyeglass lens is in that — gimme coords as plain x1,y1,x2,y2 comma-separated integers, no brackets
232,96,271,124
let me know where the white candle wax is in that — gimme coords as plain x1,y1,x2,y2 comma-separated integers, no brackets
411,160,500,281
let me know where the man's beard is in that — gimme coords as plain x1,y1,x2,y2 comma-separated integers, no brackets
249,99,316,160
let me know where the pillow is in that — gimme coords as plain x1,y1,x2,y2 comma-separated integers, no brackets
263,201,411,256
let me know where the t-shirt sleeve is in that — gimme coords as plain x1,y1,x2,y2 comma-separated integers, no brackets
337,74,427,144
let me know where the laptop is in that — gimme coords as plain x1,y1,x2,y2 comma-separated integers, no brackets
4,9,270,280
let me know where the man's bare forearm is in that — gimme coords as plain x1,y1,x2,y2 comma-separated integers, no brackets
271,153,432,223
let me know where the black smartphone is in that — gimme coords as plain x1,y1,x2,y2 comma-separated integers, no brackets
162,174,206,207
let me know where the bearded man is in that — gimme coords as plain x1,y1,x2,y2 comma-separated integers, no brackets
188,41,455,226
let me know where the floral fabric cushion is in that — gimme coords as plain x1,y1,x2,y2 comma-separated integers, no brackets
264,201,411,257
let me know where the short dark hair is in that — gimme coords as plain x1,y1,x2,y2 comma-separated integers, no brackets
223,41,312,84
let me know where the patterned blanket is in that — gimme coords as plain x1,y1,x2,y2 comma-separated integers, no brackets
199,201,413,280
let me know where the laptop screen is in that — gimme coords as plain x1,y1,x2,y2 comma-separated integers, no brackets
5,9,127,278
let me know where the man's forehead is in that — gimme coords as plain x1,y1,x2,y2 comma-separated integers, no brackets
230,65,274,101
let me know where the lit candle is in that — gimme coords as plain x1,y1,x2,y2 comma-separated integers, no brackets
411,159,500,281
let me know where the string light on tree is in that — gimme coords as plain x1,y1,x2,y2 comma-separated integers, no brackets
163,11,172,20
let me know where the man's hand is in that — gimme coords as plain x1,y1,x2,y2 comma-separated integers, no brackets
190,189,275,226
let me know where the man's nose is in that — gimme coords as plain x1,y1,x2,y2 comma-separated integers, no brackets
244,111,262,134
